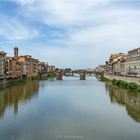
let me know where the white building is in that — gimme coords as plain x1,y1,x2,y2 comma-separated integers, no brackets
48,65,55,72
126,47,140,77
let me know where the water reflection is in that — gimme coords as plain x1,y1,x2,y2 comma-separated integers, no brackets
1,79,140,140
106,83,140,122
0,81,39,118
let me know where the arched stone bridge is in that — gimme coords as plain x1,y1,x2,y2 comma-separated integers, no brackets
39,70,103,80
56,70,102,80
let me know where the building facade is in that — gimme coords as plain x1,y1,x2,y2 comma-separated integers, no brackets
112,56,127,76
48,65,55,73
31,58,39,77
6,57,23,79
39,62,48,74
126,47,140,77
105,53,126,75
5,48,23,79
0,51,7,80
18,55,39,78
95,65,106,74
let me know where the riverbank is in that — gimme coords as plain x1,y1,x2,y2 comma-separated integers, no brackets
39,73,56,80
0,79,27,90
105,75,140,85
0,73,56,89
102,75,140,93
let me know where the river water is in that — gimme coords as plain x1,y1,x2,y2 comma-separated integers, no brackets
0,77,140,140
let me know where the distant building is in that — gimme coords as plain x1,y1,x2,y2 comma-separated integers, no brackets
112,56,127,76
5,48,23,79
6,57,23,79
105,53,126,75
31,57,39,77
86,68,94,72
39,62,48,74
12,47,40,78
95,65,106,74
48,65,55,72
126,47,140,77
18,55,39,78
0,51,7,79
120,57,127,76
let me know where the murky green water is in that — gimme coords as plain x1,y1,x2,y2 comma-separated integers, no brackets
0,77,140,140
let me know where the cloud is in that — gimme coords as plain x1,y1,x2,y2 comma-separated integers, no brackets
0,15,39,41
15,0,36,5
1,0,140,68
69,23,140,47
16,0,111,26
22,44,100,68
17,0,140,28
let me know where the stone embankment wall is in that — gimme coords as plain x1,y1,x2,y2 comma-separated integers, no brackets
104,75,140,85
0,79,6,86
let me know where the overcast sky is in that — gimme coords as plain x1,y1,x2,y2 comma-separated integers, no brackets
0,0,140,68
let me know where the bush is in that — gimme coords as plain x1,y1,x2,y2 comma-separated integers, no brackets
137,86,140,92
115,80,121,86
111,78,140,93
22,75,27,80
112,79,117,85
127,82,138,90
112,79,131,89
100,76,111,82
119,80,128,88
31,76,39,80
47,73,56,79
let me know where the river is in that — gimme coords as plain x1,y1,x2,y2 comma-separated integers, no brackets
0,77,140,140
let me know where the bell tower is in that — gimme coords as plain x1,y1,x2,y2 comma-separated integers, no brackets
14,47,18,59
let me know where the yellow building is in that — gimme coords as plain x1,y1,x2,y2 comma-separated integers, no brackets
18,55,39,78
106,53,127,75
112,56,126,76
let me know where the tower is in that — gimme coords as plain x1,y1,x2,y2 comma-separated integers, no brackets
14,47,18,59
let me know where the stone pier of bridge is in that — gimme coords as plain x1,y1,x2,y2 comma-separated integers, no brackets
80,72,86,80
56,71,87,80
56,72,63,80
